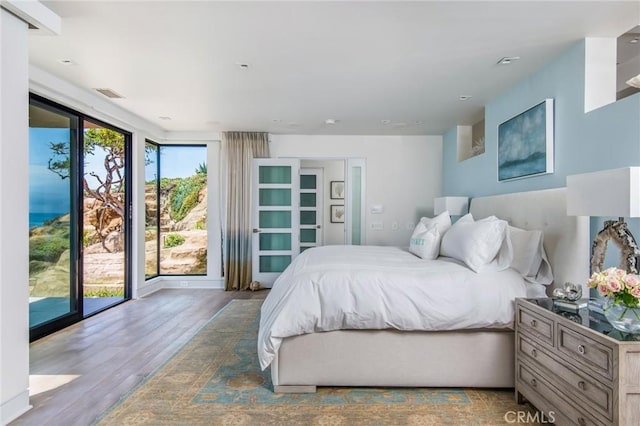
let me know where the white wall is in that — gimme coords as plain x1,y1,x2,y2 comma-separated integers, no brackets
1,10,31,424
270,135,443,247
301,159,345,245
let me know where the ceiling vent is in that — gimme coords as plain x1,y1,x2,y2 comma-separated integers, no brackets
94,88,124,99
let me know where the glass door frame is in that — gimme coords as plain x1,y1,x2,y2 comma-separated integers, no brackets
29,93,132,341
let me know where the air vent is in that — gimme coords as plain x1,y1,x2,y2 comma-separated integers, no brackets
94,88,124,99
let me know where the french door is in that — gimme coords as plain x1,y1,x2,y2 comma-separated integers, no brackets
299,168,323,252
251,159,300,286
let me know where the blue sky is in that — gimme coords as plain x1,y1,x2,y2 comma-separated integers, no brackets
30,128,207,213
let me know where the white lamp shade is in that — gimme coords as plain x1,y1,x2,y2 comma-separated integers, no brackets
434,196,469,216
566,167,640,217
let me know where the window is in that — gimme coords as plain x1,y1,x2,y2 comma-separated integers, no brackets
144,144,208,277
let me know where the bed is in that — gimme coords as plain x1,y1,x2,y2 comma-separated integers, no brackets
259,188,590,393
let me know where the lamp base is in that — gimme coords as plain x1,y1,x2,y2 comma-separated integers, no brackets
591,219,640,274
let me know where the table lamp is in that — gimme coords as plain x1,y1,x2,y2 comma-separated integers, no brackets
566,167,640,274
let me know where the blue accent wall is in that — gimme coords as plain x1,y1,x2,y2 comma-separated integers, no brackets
442,40,640,278
443,40,640,198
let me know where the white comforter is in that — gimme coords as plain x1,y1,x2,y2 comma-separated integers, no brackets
258,245,527,370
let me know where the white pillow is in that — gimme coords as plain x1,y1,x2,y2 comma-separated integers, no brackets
509,226,553,285
419,211,452,235
440,216,512,272
409,222,440,260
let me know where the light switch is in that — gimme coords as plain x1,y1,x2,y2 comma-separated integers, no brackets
370,205,384,214
370,221,384,230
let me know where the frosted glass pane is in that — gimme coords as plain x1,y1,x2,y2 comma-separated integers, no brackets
260,233,291,251
259,211,291,228
260,255,291,273
351,167,362,245
259,166,291,184
300,175,316,189
300,229,316,243
259,189,291,206
300,211,316,225
300,193,316,207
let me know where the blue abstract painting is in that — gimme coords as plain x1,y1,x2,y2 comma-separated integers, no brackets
498,99,554,181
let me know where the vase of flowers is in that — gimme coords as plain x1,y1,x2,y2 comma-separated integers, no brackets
588,267,640,334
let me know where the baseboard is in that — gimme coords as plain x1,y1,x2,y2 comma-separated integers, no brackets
137,278,224,298
162,279,224,290
1,389,31,425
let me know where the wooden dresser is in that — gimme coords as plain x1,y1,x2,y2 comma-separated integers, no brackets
515,298,640,426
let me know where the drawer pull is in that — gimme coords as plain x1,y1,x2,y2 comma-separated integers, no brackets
530,319,537,327
578,380,586,391
578,344,586,355
577,417,587,426
530,378,537,387
531,349,537,358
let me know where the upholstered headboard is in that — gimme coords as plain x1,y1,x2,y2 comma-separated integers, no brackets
469,188,590,295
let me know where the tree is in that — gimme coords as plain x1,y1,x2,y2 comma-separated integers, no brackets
48,128,126,252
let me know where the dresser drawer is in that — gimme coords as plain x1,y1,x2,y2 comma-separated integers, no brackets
517,303,554,347
557,324,614,382
518,362,606,426
518,335,612,420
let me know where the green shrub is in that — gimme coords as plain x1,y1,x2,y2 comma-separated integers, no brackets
169,175,205,222
84,288,125,297
164,233,185,248
29,236,69,262
194,219,206,230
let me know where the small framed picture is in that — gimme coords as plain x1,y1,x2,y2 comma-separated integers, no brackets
330,181,345,199
330,205,345,223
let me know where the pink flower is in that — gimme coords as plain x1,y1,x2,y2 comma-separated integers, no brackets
631,286,640,298
597,283,611,296
625,274,640,289
607,278,623,292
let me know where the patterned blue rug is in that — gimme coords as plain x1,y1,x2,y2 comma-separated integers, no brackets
98,300,536,425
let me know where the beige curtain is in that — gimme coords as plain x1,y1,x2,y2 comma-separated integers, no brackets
221,132,270,290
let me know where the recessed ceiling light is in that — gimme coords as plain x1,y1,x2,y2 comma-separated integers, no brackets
235,62,250,69
631,38,639,44
381,119,391,125
158,116,172,121
325,119,339,125
497,56,520,65
459,95,472,101
390,122,407,127
414,120,423,125
272,119,282,123
57,59,76,65
94,88,124,99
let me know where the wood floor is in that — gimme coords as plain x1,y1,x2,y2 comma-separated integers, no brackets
12,289,268,426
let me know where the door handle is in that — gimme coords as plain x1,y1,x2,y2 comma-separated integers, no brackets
316,225,321,229
253,228,261,233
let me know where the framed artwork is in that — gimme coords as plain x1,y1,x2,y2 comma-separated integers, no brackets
330,205,345,223
498,98,554,181
330,181,345,199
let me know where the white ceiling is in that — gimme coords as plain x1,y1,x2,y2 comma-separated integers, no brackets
30,1,640,135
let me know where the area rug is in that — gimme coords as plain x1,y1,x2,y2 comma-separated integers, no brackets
97,299,537,425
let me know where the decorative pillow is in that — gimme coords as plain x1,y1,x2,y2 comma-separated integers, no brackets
419,211,452,235
509,226,553,285
440,215,512,272
409,222,440,260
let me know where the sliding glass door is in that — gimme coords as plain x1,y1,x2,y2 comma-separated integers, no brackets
28,100,78,330
29,95,132,340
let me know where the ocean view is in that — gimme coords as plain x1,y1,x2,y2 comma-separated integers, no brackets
30,212,66,228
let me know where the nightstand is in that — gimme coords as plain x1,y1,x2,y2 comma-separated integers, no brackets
515,298,640,426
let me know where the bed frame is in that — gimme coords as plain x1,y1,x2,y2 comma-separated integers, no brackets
271,188,590,393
